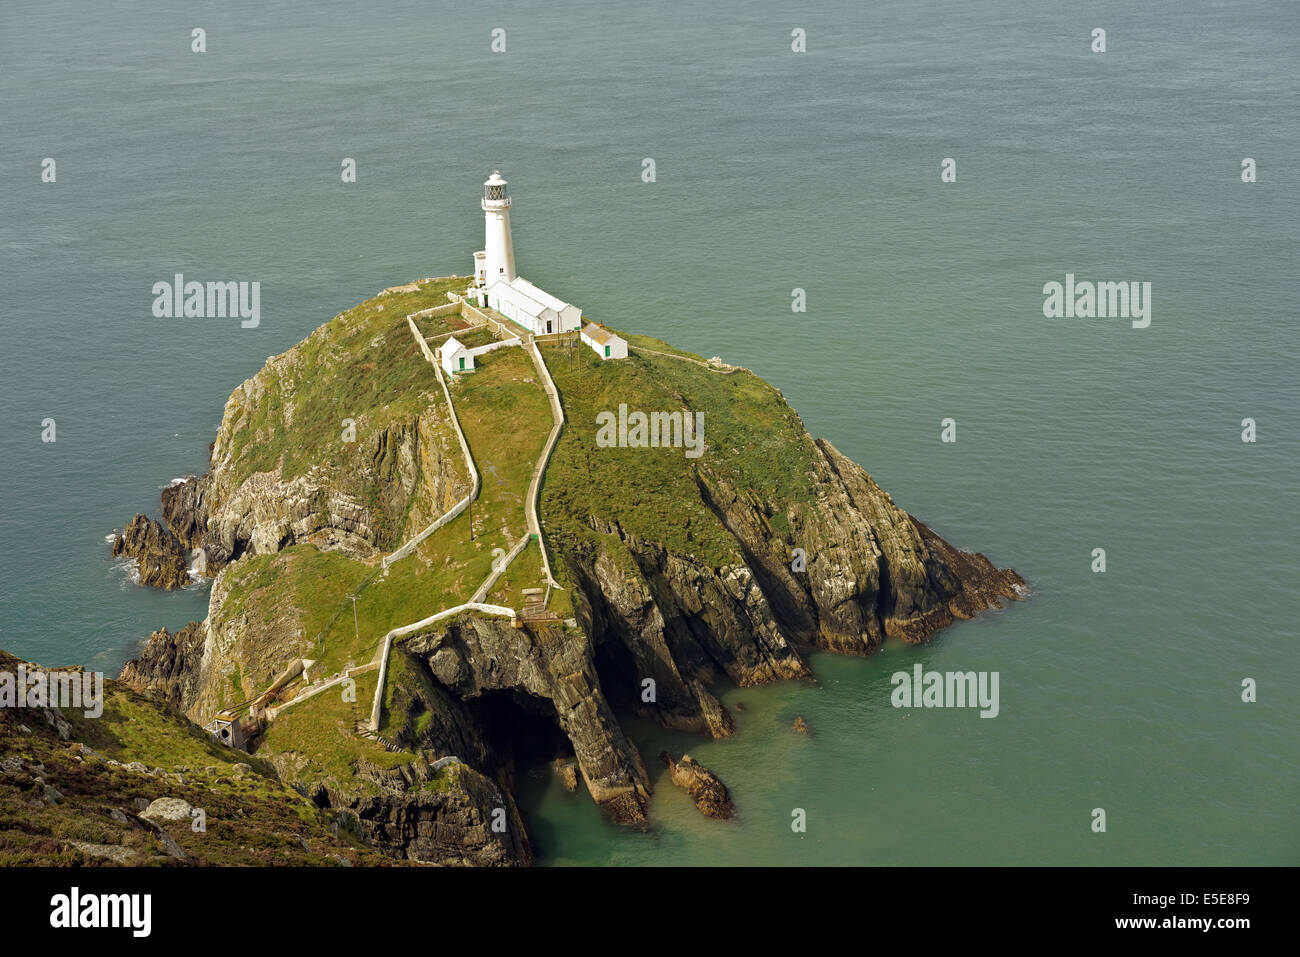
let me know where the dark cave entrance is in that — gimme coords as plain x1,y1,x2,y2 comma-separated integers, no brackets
592,638,642,713
468,690,571,771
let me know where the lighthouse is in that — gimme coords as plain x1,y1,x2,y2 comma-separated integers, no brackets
478,170,516,287
467,170,585,338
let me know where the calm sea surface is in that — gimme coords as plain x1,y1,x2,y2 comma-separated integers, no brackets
2,0,1296,864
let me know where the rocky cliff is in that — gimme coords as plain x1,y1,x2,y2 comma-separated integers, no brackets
117,621,205,710
115,276,1025,864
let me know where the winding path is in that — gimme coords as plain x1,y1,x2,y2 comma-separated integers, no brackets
380,315,481,569
363,299,567,733
524,340,564,590
254,291,570,738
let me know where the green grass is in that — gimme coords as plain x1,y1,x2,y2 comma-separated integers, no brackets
219,276,471,547
0,651,391,866
454,345,552,543
417,764,461,794
541,330,817,568
450,328,499,351
260,670,413,795
213,342,557,704
620,330,709,361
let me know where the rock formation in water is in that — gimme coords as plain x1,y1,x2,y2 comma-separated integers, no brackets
111,514,190,590
660,752,735,820
114,276,1026,865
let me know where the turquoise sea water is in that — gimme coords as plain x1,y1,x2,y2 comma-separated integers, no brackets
1,0,1296,864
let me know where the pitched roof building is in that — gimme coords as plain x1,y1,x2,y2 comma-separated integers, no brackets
580,323,628,360
439,335,474,375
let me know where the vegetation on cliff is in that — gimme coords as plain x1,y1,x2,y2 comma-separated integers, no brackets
542,330,815,566
0,651,388,866
106,276,1024,864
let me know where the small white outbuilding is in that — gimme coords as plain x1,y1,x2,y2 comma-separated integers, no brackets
439,336,475,375
580,323,628,360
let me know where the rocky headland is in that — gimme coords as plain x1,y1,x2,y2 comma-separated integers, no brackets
109,275,1025,866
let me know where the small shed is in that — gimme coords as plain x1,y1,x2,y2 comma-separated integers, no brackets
580,323,628,360
207,710,247,750
439,336,475,375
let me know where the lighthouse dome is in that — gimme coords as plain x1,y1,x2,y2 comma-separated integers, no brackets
483,170,510,208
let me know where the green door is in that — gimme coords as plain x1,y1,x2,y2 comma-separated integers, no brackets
459,357,465,370
604,345,611,358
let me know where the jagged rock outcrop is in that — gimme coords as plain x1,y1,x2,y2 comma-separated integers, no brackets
569,522,802,742
118,621,205,710
341,755,531,866
111,514,190,590
555,439,1024,746
407,617,652,823
660,752,734,819
161,475,211,550
697,440,1025,653
195,377,468,573
202,467,386,567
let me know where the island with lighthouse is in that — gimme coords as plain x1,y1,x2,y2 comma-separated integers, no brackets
43,170,1025,866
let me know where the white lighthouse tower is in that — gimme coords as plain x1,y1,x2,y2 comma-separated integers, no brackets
467,170,585,337
477,170,516,288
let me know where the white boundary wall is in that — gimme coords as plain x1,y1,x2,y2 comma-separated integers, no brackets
382,316,481,568
525,341,564,588
369,602,516,731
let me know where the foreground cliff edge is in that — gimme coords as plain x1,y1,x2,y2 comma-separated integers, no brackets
103,275,1024,865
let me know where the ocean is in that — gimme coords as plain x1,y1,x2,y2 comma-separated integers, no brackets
1,0,1296,864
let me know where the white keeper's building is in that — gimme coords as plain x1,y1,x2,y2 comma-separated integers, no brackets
580,323,628,360
468,171,584,338
439,335,474,376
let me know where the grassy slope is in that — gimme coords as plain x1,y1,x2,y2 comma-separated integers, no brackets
260,670,412,795
541,329,818,568
217,341,555,681
219,276,469,545
0,653,389,865
219,331,555,789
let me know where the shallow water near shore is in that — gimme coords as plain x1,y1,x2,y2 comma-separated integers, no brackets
1,0,1296,864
